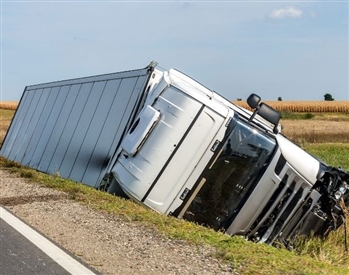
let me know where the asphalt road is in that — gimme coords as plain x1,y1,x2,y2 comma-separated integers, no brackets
0,206,98,275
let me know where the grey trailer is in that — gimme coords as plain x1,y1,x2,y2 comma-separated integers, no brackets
0,62,157,187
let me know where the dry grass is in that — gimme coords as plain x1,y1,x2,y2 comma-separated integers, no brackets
234,101,349,113
0,102,18,146
0,109,15,146
281,119,349,144
0,101,18,110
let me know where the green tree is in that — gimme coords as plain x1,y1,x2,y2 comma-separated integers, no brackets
324,93,334,101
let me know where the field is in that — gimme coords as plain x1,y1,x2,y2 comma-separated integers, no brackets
1,102,349,274
233,100,349,113
0,109,15,146
0,101,18,110
281,115,349,144
233,100,349,145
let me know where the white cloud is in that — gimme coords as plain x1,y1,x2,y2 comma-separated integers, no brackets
268,6,303,19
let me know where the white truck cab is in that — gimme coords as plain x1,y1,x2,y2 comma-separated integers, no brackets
109,67,348,247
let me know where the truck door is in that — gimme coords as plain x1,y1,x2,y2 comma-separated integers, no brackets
111,85,225,214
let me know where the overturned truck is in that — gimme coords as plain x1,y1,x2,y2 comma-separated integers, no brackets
1,62,348,247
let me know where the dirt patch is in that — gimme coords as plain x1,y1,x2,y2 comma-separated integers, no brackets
0,193,68,206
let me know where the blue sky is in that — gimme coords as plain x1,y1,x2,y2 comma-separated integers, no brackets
1,1,348,101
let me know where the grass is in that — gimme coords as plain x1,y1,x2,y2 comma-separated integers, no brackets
0,101,18,110
279,112,349,121
0,109,15,147
0,108,15,120
280,113,349,144
303,143,349,171
280,111,315,120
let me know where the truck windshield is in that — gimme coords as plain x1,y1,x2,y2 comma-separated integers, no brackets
184,117,276,230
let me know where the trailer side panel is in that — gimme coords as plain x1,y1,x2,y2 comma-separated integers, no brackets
0,66,152,187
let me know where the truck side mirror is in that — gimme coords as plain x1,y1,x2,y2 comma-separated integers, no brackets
247,94,261,109
258,103,281,133
247,94,281,134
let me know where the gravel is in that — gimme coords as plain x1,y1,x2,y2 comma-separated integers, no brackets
0,168,237,275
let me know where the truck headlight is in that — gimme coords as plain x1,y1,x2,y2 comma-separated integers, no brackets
334,191,342,200
339,182,348,194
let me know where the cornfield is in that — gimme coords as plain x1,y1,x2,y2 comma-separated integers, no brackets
0,102,18,110
1,101,349,113
233,101,349,113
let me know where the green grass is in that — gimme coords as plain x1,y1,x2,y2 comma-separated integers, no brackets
280,112,349,121
281,111,315,120
1,156,349,275
304,143,349,171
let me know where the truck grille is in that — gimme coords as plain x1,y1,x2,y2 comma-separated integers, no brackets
248,167,317,245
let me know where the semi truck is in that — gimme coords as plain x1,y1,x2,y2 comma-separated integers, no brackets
1,62,348,247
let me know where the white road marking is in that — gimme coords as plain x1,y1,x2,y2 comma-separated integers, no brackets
0,206,97,275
